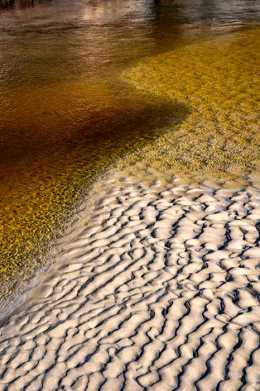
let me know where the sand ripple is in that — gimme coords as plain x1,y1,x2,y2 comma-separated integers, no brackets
0,175,260,390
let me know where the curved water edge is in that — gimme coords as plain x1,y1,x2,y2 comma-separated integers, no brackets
0,1,260,300
0,86,189,301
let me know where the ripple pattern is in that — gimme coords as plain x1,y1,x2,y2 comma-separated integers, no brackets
0,175,260,390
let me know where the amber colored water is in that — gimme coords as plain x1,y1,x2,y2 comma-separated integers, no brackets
0,0,259,293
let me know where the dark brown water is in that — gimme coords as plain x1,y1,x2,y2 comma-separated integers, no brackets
1,0,260,86
0,0,259,293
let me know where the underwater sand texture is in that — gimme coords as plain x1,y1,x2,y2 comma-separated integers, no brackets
0,172,259,390
0,80,187,296
122,26,260,183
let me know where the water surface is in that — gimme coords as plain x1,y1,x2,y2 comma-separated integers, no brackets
0,0,259,295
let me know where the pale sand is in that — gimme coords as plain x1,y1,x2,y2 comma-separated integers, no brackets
0,171,260,390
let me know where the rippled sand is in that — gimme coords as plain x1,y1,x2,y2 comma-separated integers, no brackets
0,171,259,390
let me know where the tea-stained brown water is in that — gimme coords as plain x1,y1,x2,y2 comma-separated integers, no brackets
0,0,260,296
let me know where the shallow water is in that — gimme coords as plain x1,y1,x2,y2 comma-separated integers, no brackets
0,0,260,293
123,26,260,182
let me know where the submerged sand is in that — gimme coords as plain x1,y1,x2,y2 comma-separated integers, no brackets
0,171,259,390
0,26,259,295
121,26,260,183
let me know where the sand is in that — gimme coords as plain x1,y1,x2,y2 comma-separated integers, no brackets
0,171,259,390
